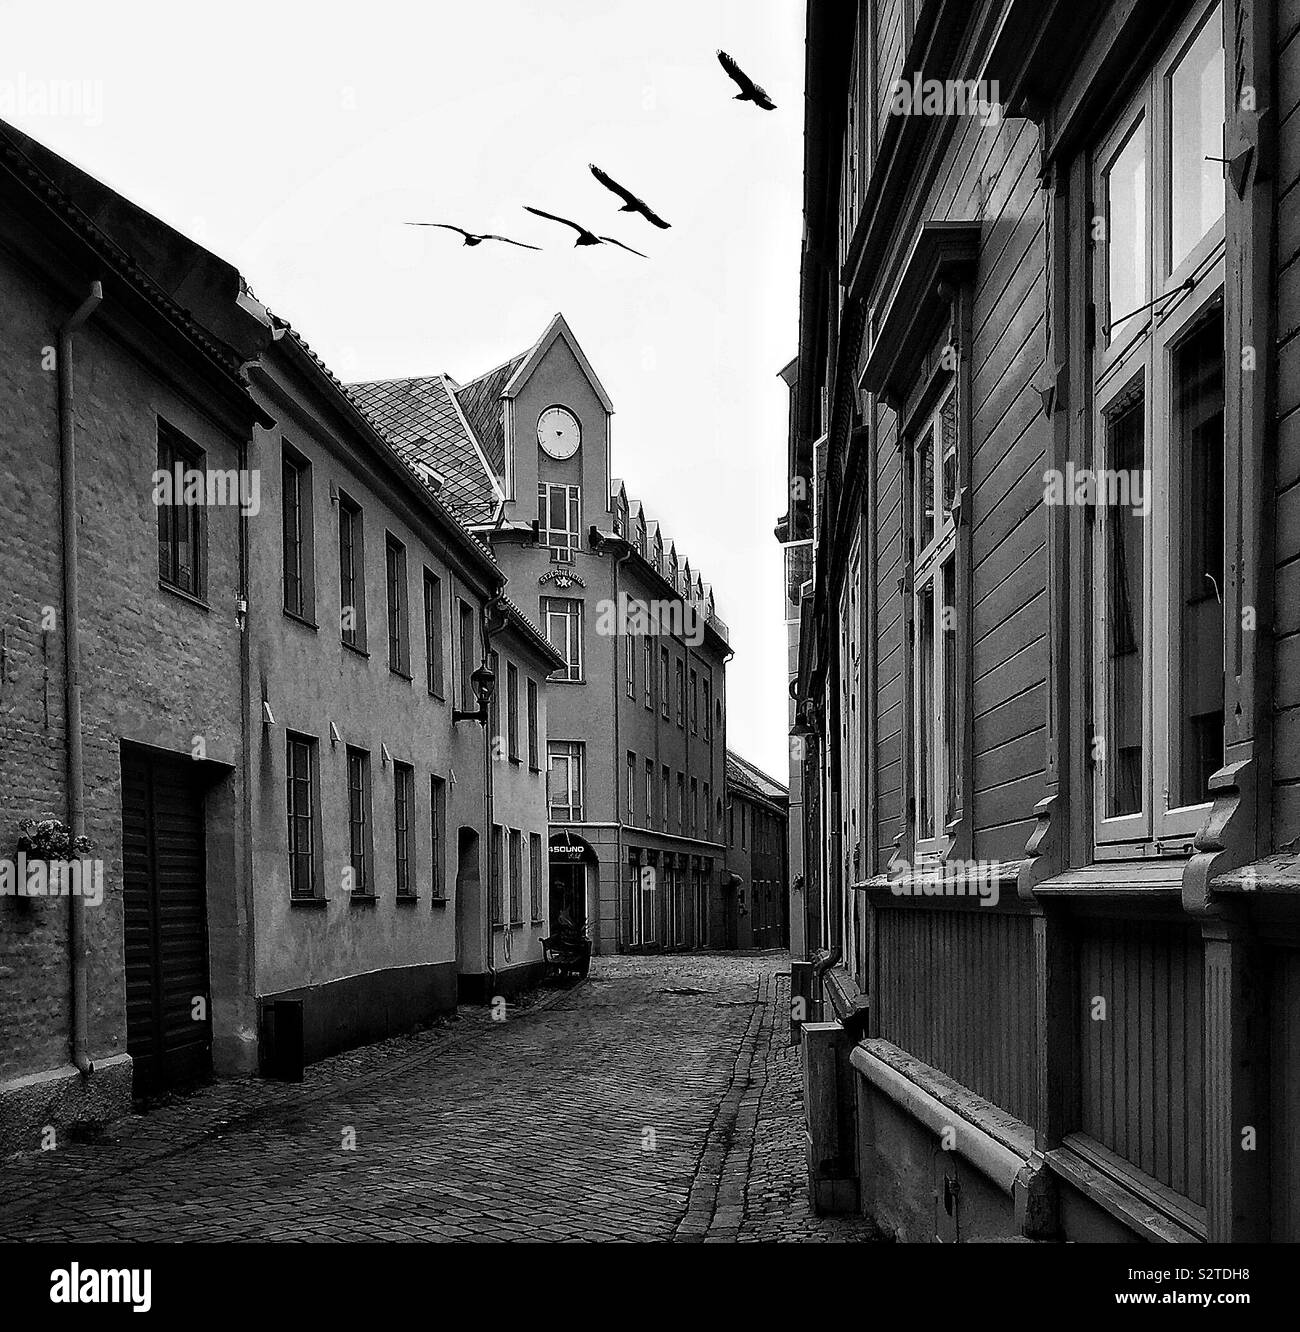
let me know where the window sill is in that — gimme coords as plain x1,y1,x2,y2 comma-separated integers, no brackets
395,894,419,906
1031,857,1187,898
341,639,369,659
428,690,445,703
350,893,378,906
389,668,413,682
289,895,327,909
430,896,449,909
492,922,507,931
159,580,210,611
508,755,521,766
283,609,318,632
530,917,544,926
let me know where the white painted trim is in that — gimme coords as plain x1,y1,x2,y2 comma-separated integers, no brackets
502,313,616,413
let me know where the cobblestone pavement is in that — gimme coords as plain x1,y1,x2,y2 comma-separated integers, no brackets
0,953,879,1243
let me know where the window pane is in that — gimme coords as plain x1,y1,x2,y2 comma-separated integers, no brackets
1105,116,1147,341
1172,310,1225,807
940,391,959,513
1169,7,1224,271
942,558,958,828
917,581,935,839
916,424,935,549
1103,388,1146,817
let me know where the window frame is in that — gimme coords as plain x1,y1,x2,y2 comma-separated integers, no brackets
423,568,444,697
394,760,415,899
338,491,366,650
156,419,206,600
345,745,374,896
282,446,314,621
430,774,447,901
541,596,584,683
1087,0,1227,856
547,740,585,822
537,482,581,561
285,731,320,899
385,533,410,677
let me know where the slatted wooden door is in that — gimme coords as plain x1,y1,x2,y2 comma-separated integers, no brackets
121,749,211,1096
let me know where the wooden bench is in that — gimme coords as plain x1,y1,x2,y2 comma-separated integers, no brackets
541,934,591,980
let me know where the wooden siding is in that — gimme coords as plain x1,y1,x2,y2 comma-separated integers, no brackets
875,906,1037,1123
1077,919,1205,1205
1270,947,1300,1241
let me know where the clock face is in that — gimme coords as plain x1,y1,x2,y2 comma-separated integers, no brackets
537,406,581,460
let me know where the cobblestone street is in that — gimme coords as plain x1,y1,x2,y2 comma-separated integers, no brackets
0,954,878,1243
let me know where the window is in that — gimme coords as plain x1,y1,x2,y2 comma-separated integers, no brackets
626,751,636,823
430,775,447,901
537,482,581,561
489,650,501,738
282,448,313,619
339,494,365,649
690,669,699,733
509,828,523,924
677,773,685,834
742,804,748,850
542,597,583,682
458,600,476,708
548,741,585,821
645,759,655,829
507,662,520,761
346,747,373,895
157,420,204,597
529,832,544,921
910,387,959,859
490,825,504,926
285,732,318,898
675,659,685,727
643,637,653,709
423,569,443,696
704,782,711,839
662,766,671,832
385,534,409,675
691,777,699,836
1089,0,1225,850
703,678,712,740
394,761,415,898
625,632,635,698
527,678,539,769
660,648,670,719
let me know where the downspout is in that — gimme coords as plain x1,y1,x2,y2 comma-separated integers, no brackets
481,586,508,988
611,543,631,950
59,281,103,1077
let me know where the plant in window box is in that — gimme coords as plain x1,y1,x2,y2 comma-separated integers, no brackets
17,817,92,860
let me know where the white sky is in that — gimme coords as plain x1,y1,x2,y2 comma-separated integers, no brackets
1,0,804,783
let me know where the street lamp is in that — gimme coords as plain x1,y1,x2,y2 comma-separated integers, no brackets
453,660,496,725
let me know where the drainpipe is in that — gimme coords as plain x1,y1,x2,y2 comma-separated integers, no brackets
59,281,103,1077
611,542,632,950
481,587,508,990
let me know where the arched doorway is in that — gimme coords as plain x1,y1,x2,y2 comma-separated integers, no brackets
455,827,480,970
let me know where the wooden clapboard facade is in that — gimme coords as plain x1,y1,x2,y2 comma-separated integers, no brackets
785,0,1299,1242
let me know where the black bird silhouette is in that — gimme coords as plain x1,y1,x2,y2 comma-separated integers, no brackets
589,164,671,229
717,49,776,110
523,206,647,257
405,222,540,250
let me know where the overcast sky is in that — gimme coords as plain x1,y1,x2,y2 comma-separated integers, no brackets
1,0,804,782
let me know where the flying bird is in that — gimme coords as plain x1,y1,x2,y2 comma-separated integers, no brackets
589,164,671,229
717,49,777,110
404,222,540,250
523,206,647,257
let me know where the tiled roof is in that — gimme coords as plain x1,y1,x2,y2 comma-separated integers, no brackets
453,353,527,479
726,751,789,806
346,374,499,524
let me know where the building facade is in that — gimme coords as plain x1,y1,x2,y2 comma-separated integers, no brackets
0,123,268,1142
0,124,562,1144
350,314,732,956
787,0,1299,1243
724,751,790,949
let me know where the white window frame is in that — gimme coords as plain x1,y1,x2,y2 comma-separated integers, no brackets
1089,0,1227,855
537,482,581,562
910,385,959,864
541,596,583,683
547,740,585,821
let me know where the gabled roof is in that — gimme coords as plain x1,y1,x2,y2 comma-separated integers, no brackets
346,373,501,523
453,352,527,480
503,312,614,413
726,751,789,806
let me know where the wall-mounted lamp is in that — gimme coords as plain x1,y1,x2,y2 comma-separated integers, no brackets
453,660,496,725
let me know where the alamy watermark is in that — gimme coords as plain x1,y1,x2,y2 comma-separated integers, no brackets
151,463,262,516
594,592,704,647
888,75,1002,127
1042,462,1152,517
0,75,103,127
1,854,104,906
886,854,1002,907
